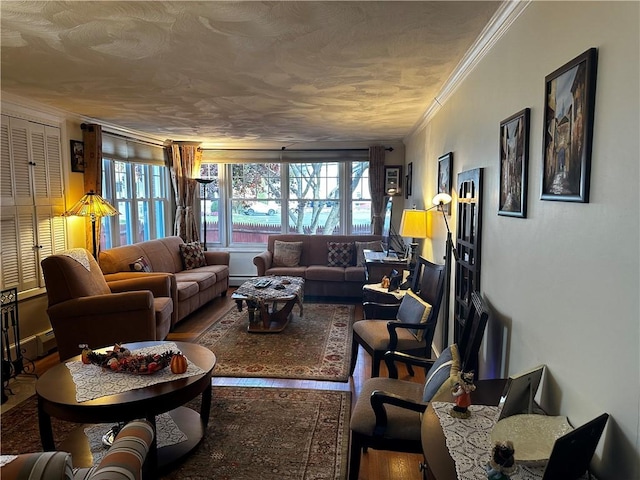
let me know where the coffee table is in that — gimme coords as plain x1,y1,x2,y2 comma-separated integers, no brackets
232,276,305,333
36,341,216,474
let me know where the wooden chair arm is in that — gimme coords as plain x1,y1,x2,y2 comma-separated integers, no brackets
383,351,436,379
370,389,427,436
386,321,433,349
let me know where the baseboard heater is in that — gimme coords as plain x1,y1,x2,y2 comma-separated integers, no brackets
36,329,56,357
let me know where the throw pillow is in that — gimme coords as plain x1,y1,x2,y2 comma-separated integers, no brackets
273,240,303,267
396,289,432,340
355,240,384,266
179,242,206,270
422,344,460,402
129,256,152,273
327,242,354,267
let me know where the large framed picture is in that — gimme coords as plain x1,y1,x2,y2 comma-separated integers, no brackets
541,48,597,202
437,152,453,214
384,165,402,196
499,108,530,218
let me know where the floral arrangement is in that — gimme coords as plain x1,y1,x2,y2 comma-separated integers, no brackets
86,343,175,375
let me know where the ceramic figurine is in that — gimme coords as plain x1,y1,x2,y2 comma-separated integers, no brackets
485,441,516,479
450,370,476,418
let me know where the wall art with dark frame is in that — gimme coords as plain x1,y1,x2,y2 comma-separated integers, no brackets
437,152,453,214
541,47,597,203
70,140,85,173
406,162,413,196
499,108,530,218
384,165,403,196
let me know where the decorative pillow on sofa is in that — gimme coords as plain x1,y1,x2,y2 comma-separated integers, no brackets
179,242,206,270
355,240,384,266
396,289,432,341
327,242,354,267
273,241,303,267
422,344,460,402
129,255,152,273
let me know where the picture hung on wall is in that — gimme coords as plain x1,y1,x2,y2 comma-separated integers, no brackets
499,108,530,218
404,175,409,199
437,152,453,214
70,140,85,173
384,165,403,196
541,47,597,203
407,162,413,196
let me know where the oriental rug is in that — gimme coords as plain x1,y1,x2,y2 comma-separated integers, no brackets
197,303,355,382
0,387,351,480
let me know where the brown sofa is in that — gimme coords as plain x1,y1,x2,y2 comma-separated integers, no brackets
253,234,383,298
99,236,230,325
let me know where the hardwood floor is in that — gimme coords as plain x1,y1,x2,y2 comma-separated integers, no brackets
33,288,426,480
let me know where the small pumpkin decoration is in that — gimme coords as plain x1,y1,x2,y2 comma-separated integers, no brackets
170,353,188,374
80,344,92,364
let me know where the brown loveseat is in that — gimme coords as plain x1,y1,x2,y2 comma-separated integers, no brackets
253,234,383,298
99,236,230,325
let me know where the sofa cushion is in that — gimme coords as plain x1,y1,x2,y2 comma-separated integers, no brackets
273,241,303,267
174,270,217,291
355,240,384,266
179,242,206,270
266,266,307,277
396,289,432,341
344,266,367,282
175,281,199,301
327,242,354,267
129,255,152,273
306,265,345,282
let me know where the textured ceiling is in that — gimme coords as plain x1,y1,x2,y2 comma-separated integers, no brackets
1,1,501,147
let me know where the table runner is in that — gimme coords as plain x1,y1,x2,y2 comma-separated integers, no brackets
432,402,571,480
66,343,205,402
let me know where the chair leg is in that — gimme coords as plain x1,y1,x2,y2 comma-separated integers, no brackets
348,432,362,480
371,351,383,378
349,338,359,376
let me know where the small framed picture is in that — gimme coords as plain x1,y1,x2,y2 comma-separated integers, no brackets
437,152,453,214
70,140,85,173
384,165,403,196
407,162,413,196
499,108,530,218
541,48,597,202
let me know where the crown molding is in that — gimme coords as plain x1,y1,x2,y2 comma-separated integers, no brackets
405,0,532,143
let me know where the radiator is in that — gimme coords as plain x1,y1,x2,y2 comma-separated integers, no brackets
36,329,57,357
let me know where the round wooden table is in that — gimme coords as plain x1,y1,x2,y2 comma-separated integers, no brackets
421,378,507,480
36,341,216,474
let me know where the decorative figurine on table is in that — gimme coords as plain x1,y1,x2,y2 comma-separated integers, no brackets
485,441,516,479
381,275,390,289
449,370,476,418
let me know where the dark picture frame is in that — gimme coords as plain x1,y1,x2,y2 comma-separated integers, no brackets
70,140,85,173
407,162,413,196
541,48,597,203
499,108,530,218
437,152,453,214
384,165,403,196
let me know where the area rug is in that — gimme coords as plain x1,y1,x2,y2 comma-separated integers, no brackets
0,387,351,480
197,303,355,382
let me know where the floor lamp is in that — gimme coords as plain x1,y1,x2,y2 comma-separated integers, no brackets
430,193,458,348
196,178,214,251
64,190,119,258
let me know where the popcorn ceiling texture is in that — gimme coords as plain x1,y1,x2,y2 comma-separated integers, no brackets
1,1,499,146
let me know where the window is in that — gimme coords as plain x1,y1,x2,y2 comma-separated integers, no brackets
101,135,169,248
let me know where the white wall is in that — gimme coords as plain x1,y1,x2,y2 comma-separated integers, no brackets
404,2,639,478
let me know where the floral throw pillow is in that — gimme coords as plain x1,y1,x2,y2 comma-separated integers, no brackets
129,255,152,273
327,242,354,267
179,242,206,270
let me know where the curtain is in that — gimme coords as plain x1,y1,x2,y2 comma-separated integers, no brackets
168,143,202,242
368,145,387,235
81,123,104,256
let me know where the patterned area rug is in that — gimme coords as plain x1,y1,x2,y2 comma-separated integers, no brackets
198,303,355,382
0,387,351,480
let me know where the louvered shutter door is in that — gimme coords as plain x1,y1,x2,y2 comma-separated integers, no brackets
17,206,39,291
0,208,20,289
46,126,64,205
1,116,15,204
30,123,50,205
36,205,67,286
10,118,34,206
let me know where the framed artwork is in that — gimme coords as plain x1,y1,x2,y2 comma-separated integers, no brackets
437,152,453,214
499,108,530,218
404,175,409,199
70,140,85,173
384,165,403,196
407,162,413,196
541,48,597,202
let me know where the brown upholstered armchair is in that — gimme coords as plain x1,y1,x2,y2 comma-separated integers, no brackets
41,249,173,361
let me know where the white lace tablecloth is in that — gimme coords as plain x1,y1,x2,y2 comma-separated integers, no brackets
0,455,17,467
433,402,554,480
66,343,206,402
